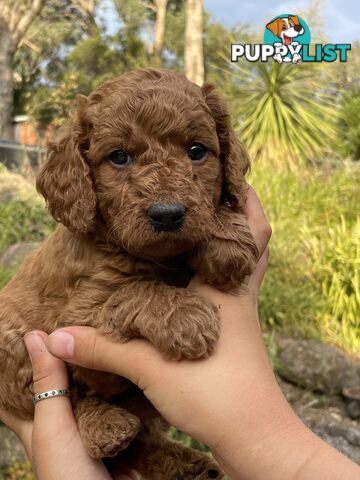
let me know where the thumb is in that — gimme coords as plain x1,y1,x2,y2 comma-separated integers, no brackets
47,327,161,387
24,331,69,396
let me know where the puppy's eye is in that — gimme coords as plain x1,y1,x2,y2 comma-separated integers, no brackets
188,143,208,162
108,149,132,167
282,24,287,29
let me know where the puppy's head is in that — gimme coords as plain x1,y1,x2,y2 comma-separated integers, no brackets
266,15,304,44
37,69,249,258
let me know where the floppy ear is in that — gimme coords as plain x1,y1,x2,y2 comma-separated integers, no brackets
36,110,97,233
266,18,281,36
289,15,300,25
201,83,250,212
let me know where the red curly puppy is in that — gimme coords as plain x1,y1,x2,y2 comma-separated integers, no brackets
0,69,258,479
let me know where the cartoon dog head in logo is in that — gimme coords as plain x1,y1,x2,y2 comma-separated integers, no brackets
266,15,304,46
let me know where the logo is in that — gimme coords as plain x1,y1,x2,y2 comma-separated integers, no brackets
231,14,351,64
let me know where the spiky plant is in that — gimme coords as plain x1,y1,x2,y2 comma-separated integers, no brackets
213,57,339,170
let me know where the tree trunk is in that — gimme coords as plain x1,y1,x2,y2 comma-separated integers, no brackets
0,23,14,140
154,0,168,58
184,0,204,86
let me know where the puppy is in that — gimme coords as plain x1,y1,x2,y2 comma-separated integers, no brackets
266,15,304,63
0,69,258,479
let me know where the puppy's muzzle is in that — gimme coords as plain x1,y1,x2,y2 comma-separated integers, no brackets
147,203,186,232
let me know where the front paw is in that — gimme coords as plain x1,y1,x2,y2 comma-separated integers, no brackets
149,293,220,360
189,212,258,291
172,450,225,479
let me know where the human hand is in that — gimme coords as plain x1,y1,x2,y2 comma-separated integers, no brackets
0,334,139,480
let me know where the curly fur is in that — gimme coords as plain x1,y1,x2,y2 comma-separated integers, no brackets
0,68,258,479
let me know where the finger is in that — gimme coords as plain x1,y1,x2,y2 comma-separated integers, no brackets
23,331,74,432
47,327,162,388
244,184,272,255
24,331,111,480
247,246,270,296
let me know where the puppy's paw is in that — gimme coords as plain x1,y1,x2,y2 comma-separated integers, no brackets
78,405,141,459
152,293,220,360
173,457,225,479
189,209,258,291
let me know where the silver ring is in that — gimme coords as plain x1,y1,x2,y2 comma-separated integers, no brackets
33,389,70,404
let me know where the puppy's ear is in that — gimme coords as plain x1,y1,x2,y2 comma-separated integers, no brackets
201,83,250,212
266,18,281,36
289,15,300,26
36,110,97,233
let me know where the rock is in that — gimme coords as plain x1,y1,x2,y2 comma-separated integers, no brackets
276,336,360,395
346,400,360,420
277,377,360,464
299,408,360,464
0,241,41,269
342,387,360,419
0,424,26,468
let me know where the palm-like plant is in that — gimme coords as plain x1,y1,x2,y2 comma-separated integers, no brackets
214,58,339,170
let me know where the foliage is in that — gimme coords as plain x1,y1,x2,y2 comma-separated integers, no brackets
0,265,16,289
337,88,360,160
215,59,339,170
0,166,55,254
169,426,209,452
0,461,34,480
252,162,360,353
304,218,359,351
0,198,55,254
13,0,95,117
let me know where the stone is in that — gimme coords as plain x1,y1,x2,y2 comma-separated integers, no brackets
276,336,360,395
277,376,360,464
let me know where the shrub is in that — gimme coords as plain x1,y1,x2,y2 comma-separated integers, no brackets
0,167,55,254
338,88,360,160
251,162,360,353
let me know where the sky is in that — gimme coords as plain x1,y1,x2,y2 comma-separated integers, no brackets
204,0,359,43
97,0,359,44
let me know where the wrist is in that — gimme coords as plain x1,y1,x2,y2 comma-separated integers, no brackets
211,409,360,480
210,410,308,480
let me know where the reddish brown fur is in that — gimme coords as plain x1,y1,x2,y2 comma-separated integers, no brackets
0,69,258,479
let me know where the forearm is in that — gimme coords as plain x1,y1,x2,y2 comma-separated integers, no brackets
193,289,360,479
212,416,360,480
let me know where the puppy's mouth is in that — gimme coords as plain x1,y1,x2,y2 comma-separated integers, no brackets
283,34,292,45
133,237,196,259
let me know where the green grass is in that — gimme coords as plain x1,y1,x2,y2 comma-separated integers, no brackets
251,162,360,354
0,462,34,480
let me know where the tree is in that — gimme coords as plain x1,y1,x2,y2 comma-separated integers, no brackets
0,0,46,139
152,0,168,59
184,0,204,85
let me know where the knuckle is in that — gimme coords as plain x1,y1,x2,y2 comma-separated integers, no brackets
261,221,272,241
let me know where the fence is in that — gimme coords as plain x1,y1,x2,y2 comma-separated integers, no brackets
0,140,46,173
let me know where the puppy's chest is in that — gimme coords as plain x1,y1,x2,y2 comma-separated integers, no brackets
132,253,194,287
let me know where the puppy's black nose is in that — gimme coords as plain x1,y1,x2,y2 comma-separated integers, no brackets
147,203,186,232
294,25,303,32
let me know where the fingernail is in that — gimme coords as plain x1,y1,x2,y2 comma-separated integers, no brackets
24,333,46,360
48,331,74,358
